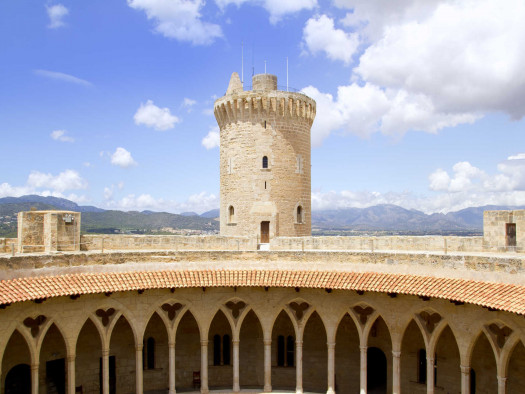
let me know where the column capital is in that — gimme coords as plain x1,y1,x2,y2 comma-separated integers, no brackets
263,339,272,346
30,363,39,371
201,339,209,346
360,346,368,352
169,341,176,348
427,355,435,363
295,340,303,346
67,354,76,362
102,349,109,357
392,350,401,358
460,365,471,374
136,344,143,352
327,342,336,349
497,376,507,383
232,339,240,345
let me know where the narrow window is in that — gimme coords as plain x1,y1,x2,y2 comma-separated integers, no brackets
264,181,267,190
223,335,231,365
213,335,221,366
277,335,285,366
418,349,426,384
297,206,303,223
147,337,155,369
286,335,295,367
506,223,516,246
229,206,235,223
264,120,267,128
262,156,268,169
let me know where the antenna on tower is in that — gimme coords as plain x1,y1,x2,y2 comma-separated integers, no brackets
241,41,244,86
286,57,289,92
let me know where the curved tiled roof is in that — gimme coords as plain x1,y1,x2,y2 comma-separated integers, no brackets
0,269,524,315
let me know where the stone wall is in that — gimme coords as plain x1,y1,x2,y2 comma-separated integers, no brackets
0,238,16,254
483,210,525,252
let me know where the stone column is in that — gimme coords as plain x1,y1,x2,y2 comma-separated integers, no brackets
296,340,304,394
460,365,470,394
360,346,367,394
136,344,143,394
497,376,507,394
31,363,39,394
233,339,240,392
327,342,336,394
263,339,272,392
169,341,176,394
102,349,109,394
67,354,76,394
426,355,435,394
201,340,209,394
392,351,401,394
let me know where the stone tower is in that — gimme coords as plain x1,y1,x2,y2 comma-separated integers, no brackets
214,72,316,241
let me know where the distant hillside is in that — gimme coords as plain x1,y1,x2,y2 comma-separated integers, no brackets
0,195,104,212
201,209,220,218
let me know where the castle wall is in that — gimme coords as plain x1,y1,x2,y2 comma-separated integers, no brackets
483,210,525,252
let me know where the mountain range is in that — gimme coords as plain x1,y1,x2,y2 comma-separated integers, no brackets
1,195,523,237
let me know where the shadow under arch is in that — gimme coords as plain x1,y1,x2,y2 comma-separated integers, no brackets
335,312,360,393
142,311,169,391
303,311,327,393
239,309,264,389
175,309,201,391
75,317,103,393
271,309,296,391
470,329,498,393
400,319,426,392
208,309,233,389
434,325,461,392
507,337,525,392
39,323,68,394
367,315,392,394
109,314,136,393
2,329,31,394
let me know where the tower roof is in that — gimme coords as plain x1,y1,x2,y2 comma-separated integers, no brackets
226,72,243,95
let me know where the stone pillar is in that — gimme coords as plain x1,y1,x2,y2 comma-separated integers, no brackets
497,376,507,394
296,340,304,394
263,339,272,392
169,341,176,394
31,363,39,394
360,346,367,394
201,340,209,394
460,365,470,394
67,354,76,394
426,355,435,394
102,349,109,394
136,344,143,394
327,342,336,394
392,351,401,394
233,339,240,392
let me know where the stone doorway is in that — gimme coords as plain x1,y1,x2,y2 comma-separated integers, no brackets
5,363,31,394
260,221,270,243
367,347,387,394
506,223,516,247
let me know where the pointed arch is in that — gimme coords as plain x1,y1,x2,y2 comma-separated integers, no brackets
109,314,136,393
175,310,201,391
208,309,233,389
507,338,525,392
335,312,360,393
470,330,498,392
303,311,327,392
366,315,392,393
143,312,169,391
434,325,461,392
271,309,296,391
239,310,264,389
39,323,67,394
401,319,427,392
75,317,103,393
2,329,32,393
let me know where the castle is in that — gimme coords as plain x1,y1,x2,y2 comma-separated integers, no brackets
0,73,524,394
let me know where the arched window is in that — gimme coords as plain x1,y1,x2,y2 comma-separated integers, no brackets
277,335,285,366
213,335,221,366
262,156,268,169
286,335,295,367
228,205,235,223
223,335,231,365
146,337,155,369
296,206,303,223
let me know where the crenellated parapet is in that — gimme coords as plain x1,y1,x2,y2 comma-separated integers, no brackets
214,91,316,129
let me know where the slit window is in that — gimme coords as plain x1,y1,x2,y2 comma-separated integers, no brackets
228,206,235,223
262,156,268,169
213,335,221,366
296,206,303,224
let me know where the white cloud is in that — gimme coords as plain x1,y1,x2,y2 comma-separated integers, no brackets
216,0,317,23
27,169,88,193
182,98,197,113
509,153,525,161
46,4,69,29
104,187,114,201
34,69,92,86
127,0,223,45
105,191,219,214
134,100,180,131
302,15,359,64
202,126,220,149
50,129,74,143
111,147,137,168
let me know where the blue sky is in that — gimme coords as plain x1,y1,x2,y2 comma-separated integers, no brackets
1,0,524,214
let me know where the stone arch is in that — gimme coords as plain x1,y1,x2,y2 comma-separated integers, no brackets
109,313,137,393
239,309,264,389
39,323,68,393
75,317,103,393
470,329,498,393
143,311,169,391
70,313,105,352
303,311,328,393
1,329,32,394
366,315,393,393
271,308,297,391
269,306,299,339
285,297,317,337
401,319,427,392
35,318,70,358
506,336,525,392
335,312,360,393
208,309,234,389
106,308,139,347
434,325,461,392
175,310,201,391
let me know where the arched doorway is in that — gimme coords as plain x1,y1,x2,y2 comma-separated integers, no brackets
434,326,460,392
367,347,387,393
271,310,296,391
175,311,201,391
471,332,497,393
143,312,169,392
109,315,136,393
303,311,327,393
2,330,31,394
239,310,264,389
5,364,31,394
76,318,102,393
335,313,360,393
208,310,233,389
400,320,426,391
40,324,67,394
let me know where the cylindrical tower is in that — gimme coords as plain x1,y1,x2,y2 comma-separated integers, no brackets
214,72,316,241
